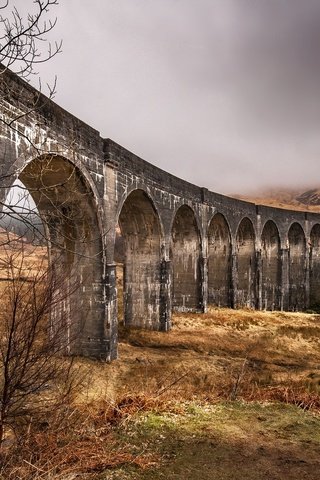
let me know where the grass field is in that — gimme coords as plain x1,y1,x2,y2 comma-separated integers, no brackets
0,230,47,283
59,307,320,480
1,245,320,479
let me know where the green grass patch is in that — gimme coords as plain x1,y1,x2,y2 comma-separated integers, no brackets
107,401,320,480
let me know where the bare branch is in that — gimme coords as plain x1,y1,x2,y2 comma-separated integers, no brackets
0,238,80,445
0,0,62,79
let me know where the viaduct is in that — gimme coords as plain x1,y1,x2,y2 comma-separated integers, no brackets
1,68,320,361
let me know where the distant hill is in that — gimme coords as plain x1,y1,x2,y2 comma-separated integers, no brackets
234,187,320,212
296,189,320,206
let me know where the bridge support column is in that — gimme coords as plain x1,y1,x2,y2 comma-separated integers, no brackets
103,264,118,360
231,251,237,309
305,245,310,309
199,254,208,312
280,248,289,310
256,250,262,310
159,259,172,330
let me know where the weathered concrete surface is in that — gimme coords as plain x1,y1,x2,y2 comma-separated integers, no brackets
208,213,231,307
1,69,320,360
261,220,281,311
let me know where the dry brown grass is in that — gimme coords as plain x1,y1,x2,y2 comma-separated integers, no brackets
0,325,318,480
114,307,320,409
1,247,320,478
237,196,320,212
0,231,47,283
0,395,162,479
234,188,320,212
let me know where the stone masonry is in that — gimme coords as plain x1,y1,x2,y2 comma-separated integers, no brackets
1,68,320,360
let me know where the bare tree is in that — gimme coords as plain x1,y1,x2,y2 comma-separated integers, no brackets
0,0,61,79
0,1,87,449
0,232,80,446
0,1,98,254
0,0,62,151
0,0,62,227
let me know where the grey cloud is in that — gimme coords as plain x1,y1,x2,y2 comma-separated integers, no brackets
12,0,320,193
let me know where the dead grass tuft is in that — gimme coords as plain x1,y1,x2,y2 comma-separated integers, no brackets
0,395,162,479
276,324,320,339
247,385,320,411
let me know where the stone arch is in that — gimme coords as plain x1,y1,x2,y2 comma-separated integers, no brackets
19,154,105,357
118,189,162,329
288,222,306,311
171,205,201,311
309,224,320,309
15,153,102,205
116,186,163,238
261,220,281,310
207,213,232,307
235,217,256,307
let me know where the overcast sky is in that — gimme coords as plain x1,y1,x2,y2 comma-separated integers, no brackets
11,0,320,194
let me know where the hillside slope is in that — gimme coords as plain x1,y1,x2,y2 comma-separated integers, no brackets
234,187,320,212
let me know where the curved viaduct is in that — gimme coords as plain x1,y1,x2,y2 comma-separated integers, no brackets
1,69,320,360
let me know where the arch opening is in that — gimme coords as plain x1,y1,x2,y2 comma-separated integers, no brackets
207,213,231,307
261,220,281,310
17,155,104,355
309,224,320,310
288,223,306,311
235,218,256,308
171,205,201,312
0,179,45,243
118,189,162,329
